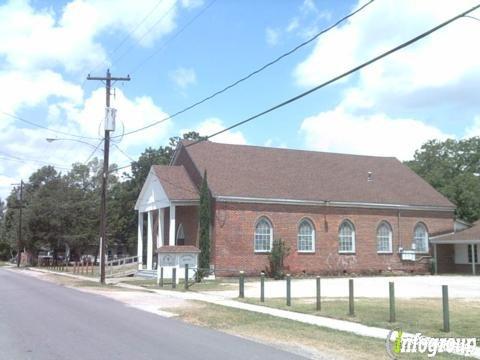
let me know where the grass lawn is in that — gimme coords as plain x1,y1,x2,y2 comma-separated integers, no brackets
120,277,237,292
241,297,480,340
170,301,467,360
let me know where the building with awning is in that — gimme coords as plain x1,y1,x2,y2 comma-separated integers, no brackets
431,221,479,275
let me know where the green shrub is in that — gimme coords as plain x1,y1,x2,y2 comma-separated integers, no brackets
268,238,290,279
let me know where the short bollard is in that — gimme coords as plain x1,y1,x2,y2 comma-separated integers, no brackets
316,276,321,311
286,274,291,306
260,272,265,302
239,271,245,298
349,279,355,316
159,267,164,287
184,264,189,291
389,282,396,323
442,285,450,332
172,268,177,289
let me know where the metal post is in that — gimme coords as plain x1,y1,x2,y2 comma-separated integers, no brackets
172,268,176,289
316,276,321,311
260,272,265,302
239,271,244,298
349,279,354,316
286,274,291,306
184,264,189,291
389,282,396,323
471,244,476,275
442,285,450,332
159,267,164,287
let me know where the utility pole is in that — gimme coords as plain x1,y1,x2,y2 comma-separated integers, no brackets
11,180,24,267
87,69,130,284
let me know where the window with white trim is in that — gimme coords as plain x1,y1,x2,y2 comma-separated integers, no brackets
468,244,478,264
254,218,272,252
298,219,315,252
414,223,428,253
377,221,392,253
339,220,355,253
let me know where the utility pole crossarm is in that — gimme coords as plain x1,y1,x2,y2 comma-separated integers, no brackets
86,69,130,284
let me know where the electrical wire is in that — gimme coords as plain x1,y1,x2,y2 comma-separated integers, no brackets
0,152,71,171
185,3,480,147
112,0,374,139
1,111,101,141
127,0,218,76
110,1,177,68
84,139,105,164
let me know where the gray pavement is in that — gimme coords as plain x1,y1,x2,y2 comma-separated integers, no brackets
0,269,304,360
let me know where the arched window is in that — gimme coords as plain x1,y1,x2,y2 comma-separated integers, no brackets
339,220,355,253
377,221,392,253
176,223,185,246
298,219,315,252
254,217,273,252
414,223,428,253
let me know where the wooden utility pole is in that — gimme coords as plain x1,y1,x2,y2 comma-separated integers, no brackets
87,69,130,284
11,180,24,267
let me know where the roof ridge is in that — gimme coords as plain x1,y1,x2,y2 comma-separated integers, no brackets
181,140,397,160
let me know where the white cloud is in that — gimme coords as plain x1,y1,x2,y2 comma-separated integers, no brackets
265,27,280,46
0,0,183,73
299,107,452,160
169,67,197,89
287,18,300,33
294,0,480,113
182,118,247,145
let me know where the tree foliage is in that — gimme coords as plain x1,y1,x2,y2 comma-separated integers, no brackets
406,137,480,222
198,171,211,273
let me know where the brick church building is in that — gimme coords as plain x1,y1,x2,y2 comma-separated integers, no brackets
135,140,458,276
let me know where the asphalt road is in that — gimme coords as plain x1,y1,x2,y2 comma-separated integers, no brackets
0,269,304,360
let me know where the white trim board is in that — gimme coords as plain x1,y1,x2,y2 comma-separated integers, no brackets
215,196,455,212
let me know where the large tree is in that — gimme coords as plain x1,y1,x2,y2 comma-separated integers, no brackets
406,137,480,222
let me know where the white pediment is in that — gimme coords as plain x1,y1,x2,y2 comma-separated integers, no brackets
134,169,170,212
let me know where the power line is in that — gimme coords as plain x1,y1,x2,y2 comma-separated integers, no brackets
84,139,105,164
1,111,100,141
127,0,218,76
113,143,136,162
0,152,71,170
112,0,374,139
83,0,170,88
182,3,480,147
109,1,177,68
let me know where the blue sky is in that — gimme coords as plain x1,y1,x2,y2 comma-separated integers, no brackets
1,0,480,198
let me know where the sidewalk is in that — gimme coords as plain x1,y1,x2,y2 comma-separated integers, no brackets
29,268,480,358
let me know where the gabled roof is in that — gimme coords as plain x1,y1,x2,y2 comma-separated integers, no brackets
177,140,454,209
431,221,480,243
151,165,199,201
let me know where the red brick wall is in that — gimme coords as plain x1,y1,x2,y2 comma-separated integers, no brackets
212,201,454,276
153,206,199,247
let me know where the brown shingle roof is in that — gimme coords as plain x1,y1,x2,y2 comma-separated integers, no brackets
152,165,199,201
432,221,480,241
180,141,454,208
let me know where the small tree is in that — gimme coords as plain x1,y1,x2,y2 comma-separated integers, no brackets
268,238,290,279
198,171,211,278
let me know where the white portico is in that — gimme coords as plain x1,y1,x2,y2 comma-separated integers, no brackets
134,165,200,271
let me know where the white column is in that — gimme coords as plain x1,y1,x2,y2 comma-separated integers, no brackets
158,208,164,247
169,204,176,246
147,211,153,270
137,212,143,270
